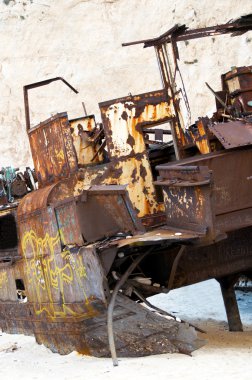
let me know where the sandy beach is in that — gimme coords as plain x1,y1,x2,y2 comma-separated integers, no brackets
0,279,251,380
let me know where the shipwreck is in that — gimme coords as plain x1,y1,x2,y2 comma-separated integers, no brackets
0,15,252,365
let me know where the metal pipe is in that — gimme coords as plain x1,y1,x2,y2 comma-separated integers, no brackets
107,248,154,366
82,101,87,116
205,82,229,112
167,245,185,291
155,45,181,160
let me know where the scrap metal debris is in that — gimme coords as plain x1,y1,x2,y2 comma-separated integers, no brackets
0,15,252,365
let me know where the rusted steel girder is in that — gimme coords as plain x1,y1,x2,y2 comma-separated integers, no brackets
122,15,252,47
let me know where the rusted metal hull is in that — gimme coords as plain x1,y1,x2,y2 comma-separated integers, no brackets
0,294,204,356
0,179,204,356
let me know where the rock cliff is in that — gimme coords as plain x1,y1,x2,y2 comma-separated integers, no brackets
0,0,251,166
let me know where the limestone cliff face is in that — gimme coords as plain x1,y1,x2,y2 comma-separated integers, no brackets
0,0,251,167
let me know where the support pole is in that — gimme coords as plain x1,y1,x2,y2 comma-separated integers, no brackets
218,276,243,332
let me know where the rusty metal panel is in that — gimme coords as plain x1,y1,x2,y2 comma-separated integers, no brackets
156,165,211,184
18,192,72,313
28,113,78,187
55,201,84,246
161,185,213,234
0,259,27,302
70,115,96,132
0,246,106,347
19,208,62,309
76,185,143,242
19,210,56,260
64,245,106,303
166,148,252,217
18,202,105,319
70,116,103,166
155,165,214,237
109,155,163,218
17,182,144,321
18,184,56,218
215,207,252,233
114,227,201,248
209,121,252,149
99,89,174,159
75,153,164,218
145,227,252,290
0,267,13,301
97,90,172,219
72,129,102,166
18,180,75,219
189,118,211,154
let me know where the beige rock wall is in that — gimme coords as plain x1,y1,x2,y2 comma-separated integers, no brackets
0,0,251,167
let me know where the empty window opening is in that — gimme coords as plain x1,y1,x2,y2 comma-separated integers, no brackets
15,279,27,301
0,214,18,250
143,122,173,144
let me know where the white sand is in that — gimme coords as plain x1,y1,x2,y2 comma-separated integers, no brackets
0,279,251,380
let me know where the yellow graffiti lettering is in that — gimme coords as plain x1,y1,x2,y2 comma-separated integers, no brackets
0,272,7,289
55,149,65,161
22,230,92,319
